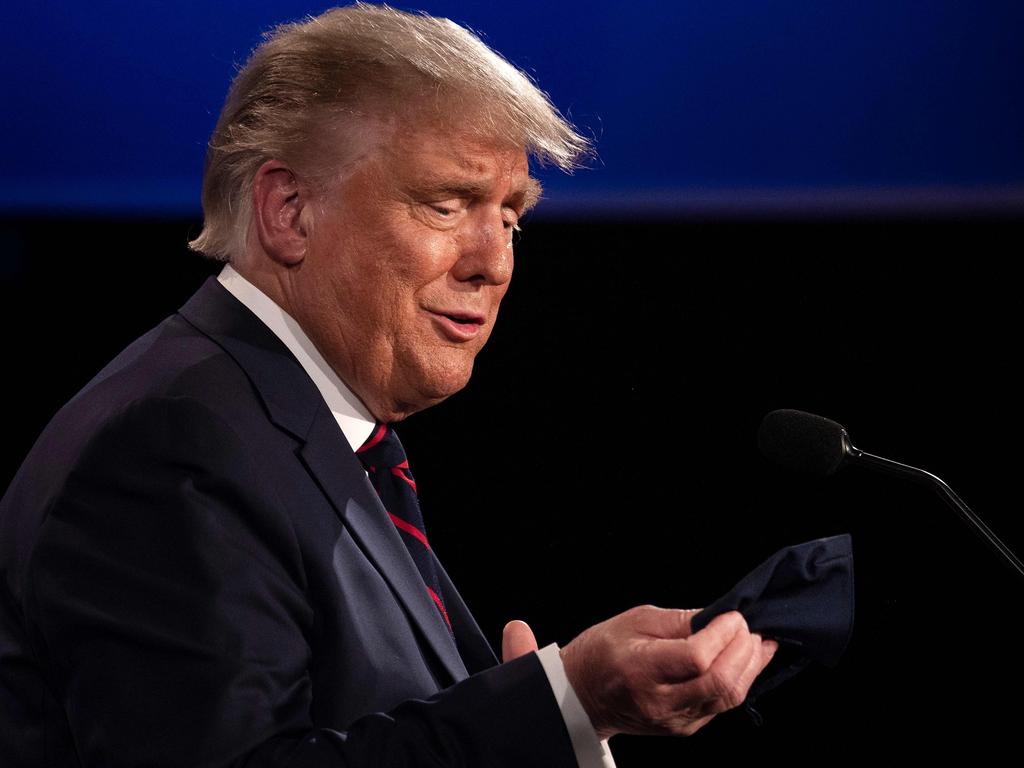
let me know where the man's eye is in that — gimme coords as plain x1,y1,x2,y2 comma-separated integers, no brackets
427,202,462,218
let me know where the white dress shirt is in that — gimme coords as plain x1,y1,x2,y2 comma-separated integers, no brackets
217,265,615,767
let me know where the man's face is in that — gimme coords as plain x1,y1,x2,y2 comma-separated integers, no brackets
290,120,538,422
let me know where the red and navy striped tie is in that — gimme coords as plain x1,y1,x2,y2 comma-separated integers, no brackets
356,423,452,633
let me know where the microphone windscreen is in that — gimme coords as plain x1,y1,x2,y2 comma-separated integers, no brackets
758,409,848,476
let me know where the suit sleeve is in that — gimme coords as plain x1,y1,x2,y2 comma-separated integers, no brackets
23,396,578,768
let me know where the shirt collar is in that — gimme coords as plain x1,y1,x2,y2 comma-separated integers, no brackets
217,264,376,452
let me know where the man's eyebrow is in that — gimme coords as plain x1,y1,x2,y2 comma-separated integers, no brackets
520,177,543,214
408,176,544,213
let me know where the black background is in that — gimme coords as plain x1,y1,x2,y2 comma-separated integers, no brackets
2,213,1021,761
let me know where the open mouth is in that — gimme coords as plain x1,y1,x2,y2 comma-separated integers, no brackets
441,312,484,327
428,310,486,341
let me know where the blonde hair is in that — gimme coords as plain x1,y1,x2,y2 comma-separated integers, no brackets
189,2,592,261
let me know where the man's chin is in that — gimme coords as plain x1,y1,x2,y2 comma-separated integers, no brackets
386,363,475,422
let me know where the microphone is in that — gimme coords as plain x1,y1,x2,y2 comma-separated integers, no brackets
757,410,847,478
758,408,1024,581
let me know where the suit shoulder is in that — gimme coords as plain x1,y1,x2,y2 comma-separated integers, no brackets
74,312,263,418
2,312,273,531
1,316,304,606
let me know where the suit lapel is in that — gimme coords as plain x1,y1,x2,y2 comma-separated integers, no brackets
299,406,468,684
178,278,469,685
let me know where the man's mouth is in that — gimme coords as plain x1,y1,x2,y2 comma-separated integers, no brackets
440,311,484,326
427,309,486,341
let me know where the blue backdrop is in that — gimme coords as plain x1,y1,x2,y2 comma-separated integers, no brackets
3,1,1022,216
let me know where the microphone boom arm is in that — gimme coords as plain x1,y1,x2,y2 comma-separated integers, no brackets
844,434,1024,581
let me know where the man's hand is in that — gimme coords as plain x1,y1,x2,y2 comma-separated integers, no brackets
560,606,777,740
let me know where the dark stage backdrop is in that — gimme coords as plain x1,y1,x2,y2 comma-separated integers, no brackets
2,214,1021,761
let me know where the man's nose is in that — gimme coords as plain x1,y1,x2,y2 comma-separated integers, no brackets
452,214,514,286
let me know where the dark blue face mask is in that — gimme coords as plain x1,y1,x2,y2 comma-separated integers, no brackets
690,533,855,723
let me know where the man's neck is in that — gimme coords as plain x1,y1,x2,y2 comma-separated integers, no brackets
217,263,377,451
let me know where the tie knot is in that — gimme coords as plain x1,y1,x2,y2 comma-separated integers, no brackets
356,422,408,471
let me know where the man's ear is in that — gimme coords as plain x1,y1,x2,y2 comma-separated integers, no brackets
252,159,310,266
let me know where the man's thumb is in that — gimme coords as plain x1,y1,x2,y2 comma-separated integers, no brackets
502,619,539,662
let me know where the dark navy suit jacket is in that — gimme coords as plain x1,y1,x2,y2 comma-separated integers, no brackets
0,278,577,767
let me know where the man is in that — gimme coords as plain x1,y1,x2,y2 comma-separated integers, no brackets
0,5,776,766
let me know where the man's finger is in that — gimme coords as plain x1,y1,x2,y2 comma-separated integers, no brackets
695,625,763,710
759,638,779,672
630,605,703,640
731,633,778,702
642,610,748,682
752,637,779,681
658,627,761,718
502,619,539,662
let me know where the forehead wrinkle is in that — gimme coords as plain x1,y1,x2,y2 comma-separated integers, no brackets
384,115,536,206
409,175,491,198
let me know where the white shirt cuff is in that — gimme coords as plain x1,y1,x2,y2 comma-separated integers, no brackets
536,643,616,768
